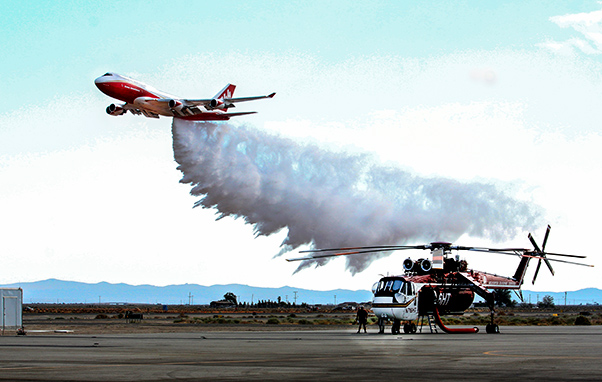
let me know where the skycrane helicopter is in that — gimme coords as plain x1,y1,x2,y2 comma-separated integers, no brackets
287,225,593,334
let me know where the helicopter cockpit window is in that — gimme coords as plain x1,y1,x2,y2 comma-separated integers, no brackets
401,282,414,295
374,277,405,296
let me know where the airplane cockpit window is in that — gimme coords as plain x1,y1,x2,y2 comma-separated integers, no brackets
392,279,403,292
103,73,113,76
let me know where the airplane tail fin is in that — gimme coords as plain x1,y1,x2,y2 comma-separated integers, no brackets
212,84,236,111
213,84,236,100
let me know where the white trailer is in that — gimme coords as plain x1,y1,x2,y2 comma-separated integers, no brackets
1,288,23,334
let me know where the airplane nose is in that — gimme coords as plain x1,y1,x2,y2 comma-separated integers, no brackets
94,75,109,92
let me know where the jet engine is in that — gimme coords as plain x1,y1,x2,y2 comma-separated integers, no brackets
403,258,433,274
106,104,126,116
209,98,227,110
168,99,184,113
420,259,432,272
168,99,181,109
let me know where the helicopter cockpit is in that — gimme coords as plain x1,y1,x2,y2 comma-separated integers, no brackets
372,277,415,297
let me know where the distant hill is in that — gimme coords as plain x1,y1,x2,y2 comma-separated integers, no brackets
0,279,373,305
1,279,599,306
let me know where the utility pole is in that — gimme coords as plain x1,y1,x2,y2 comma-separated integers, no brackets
565,291,568,306
293,291,298,305
334,294,337,305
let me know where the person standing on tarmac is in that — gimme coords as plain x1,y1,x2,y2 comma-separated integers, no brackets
356,306,368,333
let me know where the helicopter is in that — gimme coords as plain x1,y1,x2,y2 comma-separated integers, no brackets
287,225,593,334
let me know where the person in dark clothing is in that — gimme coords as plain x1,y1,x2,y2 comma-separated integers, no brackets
356,306,368,333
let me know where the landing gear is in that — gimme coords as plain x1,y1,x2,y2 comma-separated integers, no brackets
378,317,386,334
486,306,500,334
403,322,417,334
391,319,401,334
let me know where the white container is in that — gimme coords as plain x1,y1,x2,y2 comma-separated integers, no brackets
1,288,23,333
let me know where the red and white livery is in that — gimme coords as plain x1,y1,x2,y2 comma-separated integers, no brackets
95,72,275,121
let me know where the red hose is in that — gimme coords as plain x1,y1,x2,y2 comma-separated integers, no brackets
433,307,479,333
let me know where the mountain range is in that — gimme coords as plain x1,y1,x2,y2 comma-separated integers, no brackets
1,279,600,306
0,279,373,305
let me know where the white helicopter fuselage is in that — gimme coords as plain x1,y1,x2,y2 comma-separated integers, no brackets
371,274,477,322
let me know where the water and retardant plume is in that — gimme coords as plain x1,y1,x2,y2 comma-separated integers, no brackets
172,120,541,274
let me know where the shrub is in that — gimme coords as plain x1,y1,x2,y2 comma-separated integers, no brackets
266,318,280,325
575,316,592,326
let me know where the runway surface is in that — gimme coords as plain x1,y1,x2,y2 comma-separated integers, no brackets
1,326,601,381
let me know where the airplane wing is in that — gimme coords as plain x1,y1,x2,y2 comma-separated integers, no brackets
183,92,276,108
107,102,157,118
142,93,274,118
220,111,258,117
223,93,277,103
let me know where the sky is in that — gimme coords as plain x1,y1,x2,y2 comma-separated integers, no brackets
1,1,601,294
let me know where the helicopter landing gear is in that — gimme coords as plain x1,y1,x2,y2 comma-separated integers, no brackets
486,309,500,334
391,319,401,334
403,322,417,334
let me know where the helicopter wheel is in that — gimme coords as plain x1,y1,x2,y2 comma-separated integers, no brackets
391,320,401,335
403,323,417,334
485,323,500,334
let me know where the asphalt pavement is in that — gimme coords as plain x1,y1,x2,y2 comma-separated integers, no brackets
0,326,601,381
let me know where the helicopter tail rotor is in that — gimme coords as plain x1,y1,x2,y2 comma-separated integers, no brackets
530,225,554,284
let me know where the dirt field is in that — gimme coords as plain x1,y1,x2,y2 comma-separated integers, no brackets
13,303,601,335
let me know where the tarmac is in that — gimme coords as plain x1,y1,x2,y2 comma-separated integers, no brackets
0,326,601,381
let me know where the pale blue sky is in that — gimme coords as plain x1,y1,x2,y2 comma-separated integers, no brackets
0,1,596,106
1,1,601,291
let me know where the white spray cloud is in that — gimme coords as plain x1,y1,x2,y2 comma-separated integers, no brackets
172,119,542,275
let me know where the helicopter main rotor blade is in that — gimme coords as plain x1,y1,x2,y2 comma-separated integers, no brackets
539,252,586,259
299,245,428,254
288,246,428,262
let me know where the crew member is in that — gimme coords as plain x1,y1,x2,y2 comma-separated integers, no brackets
356,306,368,333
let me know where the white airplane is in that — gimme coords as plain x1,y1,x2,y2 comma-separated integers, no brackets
95,72,275,121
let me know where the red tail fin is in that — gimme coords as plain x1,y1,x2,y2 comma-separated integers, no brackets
213,84,236,100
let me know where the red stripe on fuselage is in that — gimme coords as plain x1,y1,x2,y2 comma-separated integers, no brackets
95,81,159,104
